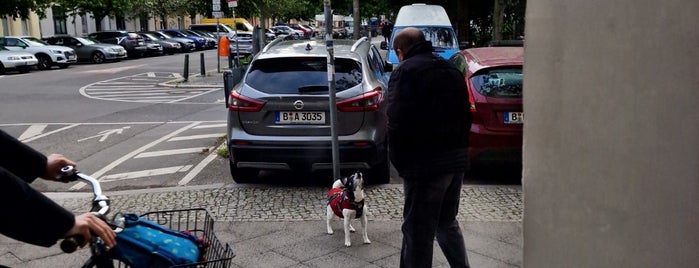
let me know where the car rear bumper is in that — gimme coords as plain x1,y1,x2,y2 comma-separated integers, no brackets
468,123,522,163
229,140,386,173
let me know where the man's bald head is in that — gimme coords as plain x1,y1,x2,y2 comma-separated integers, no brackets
392,27,425,55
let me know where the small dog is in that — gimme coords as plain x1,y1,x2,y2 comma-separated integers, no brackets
326,171,371,247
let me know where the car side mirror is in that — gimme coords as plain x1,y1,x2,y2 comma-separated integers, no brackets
380,41,387,50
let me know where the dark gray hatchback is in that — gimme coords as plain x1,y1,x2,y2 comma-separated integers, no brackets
226,38,391,183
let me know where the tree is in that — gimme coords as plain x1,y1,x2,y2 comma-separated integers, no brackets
1,0,52,20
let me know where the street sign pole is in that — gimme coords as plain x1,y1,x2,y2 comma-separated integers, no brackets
213,0,221,72
325,0,340,180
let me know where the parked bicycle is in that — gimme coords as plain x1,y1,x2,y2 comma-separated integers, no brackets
58,166,235,268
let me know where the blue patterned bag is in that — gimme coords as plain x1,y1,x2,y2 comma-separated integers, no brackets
109,214,204,268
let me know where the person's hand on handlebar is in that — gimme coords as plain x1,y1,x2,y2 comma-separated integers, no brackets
64,213,117,249
43,154,77,181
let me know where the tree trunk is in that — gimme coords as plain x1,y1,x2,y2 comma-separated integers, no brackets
352,0,359,39
493,0,505,41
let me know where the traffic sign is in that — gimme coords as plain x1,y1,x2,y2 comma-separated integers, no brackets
212,11,224,18
227,0,237,8
212,3,221,11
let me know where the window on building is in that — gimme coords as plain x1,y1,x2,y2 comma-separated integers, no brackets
53,6,68,34
116,16,126,30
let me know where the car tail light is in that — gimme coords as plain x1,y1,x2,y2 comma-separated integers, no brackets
127,34,137,40
468,89,477,113
228,91,265,112
336,87,382,112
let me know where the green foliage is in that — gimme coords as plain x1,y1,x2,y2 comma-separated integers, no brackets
1,0,52,19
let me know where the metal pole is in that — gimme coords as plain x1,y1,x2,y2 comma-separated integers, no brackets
216,17,220,72
325,0,340,180
200,52,205,76
183,54,189,81
233,8,240,67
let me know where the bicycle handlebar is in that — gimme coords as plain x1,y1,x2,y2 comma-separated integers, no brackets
58,166,111,253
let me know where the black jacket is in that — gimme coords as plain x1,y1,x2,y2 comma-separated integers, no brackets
386,41,471,178
0,130,75,247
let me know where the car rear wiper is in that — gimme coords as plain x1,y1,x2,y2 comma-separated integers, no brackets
298,85,329,93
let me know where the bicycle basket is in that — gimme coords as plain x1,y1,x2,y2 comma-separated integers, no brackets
111,208,234,268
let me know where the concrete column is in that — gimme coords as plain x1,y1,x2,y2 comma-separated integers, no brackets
523,1,699,267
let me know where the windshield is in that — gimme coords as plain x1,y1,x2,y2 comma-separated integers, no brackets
142,33,161,40
246,57,362,94
75,37,96,45
393,26,458,49
22,37,48,46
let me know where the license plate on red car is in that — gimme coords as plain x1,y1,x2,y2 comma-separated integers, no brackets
275,111,325,124
504,112,523,124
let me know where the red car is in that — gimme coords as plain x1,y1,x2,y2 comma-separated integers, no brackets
449,47,523,167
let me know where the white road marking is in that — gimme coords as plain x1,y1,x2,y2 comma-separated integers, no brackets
135,147,213,158
70,122,201,190
178,145,222,185
100,165,193,182
147,72,156,77
78,126,131,142
167,88,220,103
193,123,227,129
18,124,47,140
168,134,224,142
21,124,79,143
172,73,182,78
81,64,147,74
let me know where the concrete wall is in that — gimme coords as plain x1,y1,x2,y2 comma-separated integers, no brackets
523,1,699,267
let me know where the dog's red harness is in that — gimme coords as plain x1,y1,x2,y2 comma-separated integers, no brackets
327,188,364,219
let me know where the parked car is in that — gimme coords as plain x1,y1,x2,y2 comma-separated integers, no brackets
271,25,302,40
229,32,253,56
142,31,195,53
0,45,38,74
448,47,523,167
138,33,180,55
289,24,311,39
141,36,164,56
43,35,127,63
159,29,207,50
0,36,76,70
87,30,147,58
183,29,217,49
189,23,236,39
225,38,391,184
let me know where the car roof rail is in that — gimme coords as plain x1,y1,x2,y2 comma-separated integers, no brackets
350,37,368,52
261,37,285,53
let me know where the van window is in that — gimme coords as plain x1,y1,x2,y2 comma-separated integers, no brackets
393,26,458,49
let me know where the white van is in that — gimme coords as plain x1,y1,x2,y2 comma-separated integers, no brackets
382,4,459,65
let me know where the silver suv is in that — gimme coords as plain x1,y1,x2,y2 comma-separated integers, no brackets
226,38,391,183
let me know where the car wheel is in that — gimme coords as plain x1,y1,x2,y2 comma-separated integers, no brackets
36,54,52,70
92,51,106,63
229,161,258,183
0,63,5,74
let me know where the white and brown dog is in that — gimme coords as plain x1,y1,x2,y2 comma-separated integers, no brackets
326,171,371,247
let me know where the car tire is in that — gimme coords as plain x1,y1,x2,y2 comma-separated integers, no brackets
0,63,5,74
92,51,106,63
229,161,258,183
36,54,52,70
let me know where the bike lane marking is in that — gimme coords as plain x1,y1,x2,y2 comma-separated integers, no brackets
21,124,80,143
70,121,202,190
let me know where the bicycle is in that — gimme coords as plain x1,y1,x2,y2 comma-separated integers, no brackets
58,166,235,268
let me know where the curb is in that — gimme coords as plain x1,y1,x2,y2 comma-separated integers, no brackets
158,71,226,88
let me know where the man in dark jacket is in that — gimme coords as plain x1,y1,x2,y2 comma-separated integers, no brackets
386,27,471,267
0,130,115,249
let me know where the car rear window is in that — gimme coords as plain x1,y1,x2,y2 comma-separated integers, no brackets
469,67,523,98
245,57,362,94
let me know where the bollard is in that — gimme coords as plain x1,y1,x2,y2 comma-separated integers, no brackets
200,53,205,76
223,70,233,107
183,54,189,82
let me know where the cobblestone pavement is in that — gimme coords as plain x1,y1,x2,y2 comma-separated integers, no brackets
50,184,522,222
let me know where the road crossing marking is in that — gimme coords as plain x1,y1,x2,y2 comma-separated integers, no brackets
70,122,201,190
100,165,193,182
135,147,213,158
18,124,47,140
178,144,222,186
168,133,224,142
194,123,227,129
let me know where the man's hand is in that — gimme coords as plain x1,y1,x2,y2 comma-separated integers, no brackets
64,213,116,249
42,154,76,181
